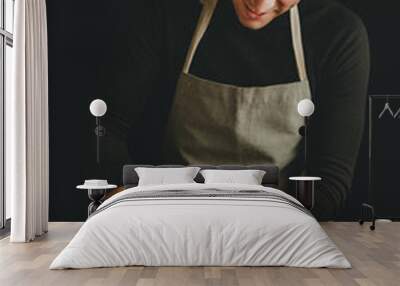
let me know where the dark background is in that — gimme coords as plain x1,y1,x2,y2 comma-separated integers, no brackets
46,0,400,221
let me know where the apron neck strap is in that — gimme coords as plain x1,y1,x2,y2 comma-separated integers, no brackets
183,0,309,82
290,5,308,82
183,0,218,74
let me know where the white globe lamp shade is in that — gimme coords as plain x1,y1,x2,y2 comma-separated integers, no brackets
297,99,315,117
90,99,107,117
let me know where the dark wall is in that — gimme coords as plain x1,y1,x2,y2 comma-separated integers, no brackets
47,0,400,221
47,1,108,221
335,0,400,219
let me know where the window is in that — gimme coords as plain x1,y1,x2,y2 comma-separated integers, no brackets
0,0,14,230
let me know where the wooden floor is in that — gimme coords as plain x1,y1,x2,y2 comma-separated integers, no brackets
0,222,399,286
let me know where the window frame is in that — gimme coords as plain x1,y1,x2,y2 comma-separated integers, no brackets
0,0,14,230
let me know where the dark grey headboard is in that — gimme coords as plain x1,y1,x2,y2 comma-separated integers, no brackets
123,164,279,188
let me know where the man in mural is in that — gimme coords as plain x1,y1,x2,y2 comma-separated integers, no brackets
107,0,370,219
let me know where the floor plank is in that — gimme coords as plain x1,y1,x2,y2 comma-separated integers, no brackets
0,222,399,286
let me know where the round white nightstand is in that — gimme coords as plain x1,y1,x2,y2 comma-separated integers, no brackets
77,182,117,216
289,177,322,210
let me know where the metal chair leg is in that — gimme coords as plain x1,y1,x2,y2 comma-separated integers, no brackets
359,204,364,225
360,203,376,231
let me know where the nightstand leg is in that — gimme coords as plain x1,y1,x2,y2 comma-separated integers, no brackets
295,181,315,210
88,201,101,217
87,189,106,216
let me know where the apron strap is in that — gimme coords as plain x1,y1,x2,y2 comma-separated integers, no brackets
290,5,308,82
183,0,218,74
183,0,309,82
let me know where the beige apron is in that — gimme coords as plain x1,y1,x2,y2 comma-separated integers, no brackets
164,0,311,177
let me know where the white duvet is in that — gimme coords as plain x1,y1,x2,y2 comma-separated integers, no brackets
50,183,351,269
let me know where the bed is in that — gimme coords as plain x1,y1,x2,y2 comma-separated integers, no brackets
50,165,350,269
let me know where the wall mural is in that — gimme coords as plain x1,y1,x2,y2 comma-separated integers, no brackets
47,0,400,221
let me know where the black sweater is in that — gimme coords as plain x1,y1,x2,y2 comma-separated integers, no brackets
105,0,370,219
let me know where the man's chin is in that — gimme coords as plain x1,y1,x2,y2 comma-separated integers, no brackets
237,17,273,30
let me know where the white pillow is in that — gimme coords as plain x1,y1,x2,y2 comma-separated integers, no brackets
135,167,201,186
200,169,266,185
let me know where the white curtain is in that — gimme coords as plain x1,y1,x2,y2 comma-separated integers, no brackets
8,0,49,242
